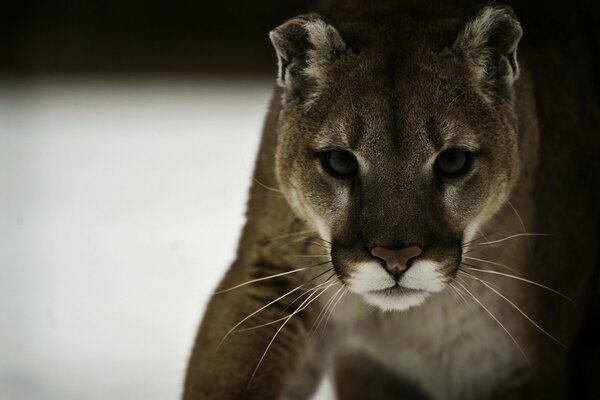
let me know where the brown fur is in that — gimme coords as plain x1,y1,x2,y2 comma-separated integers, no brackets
184,1,599,399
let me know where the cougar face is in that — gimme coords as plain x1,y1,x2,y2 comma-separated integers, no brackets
271,8,522,310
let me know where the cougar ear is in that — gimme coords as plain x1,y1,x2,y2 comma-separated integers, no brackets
269,14,349,102
452,5,523,90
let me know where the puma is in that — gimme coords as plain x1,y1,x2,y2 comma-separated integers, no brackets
184,1,600,398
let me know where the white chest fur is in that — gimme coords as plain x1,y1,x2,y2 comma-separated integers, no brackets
338,287,529,400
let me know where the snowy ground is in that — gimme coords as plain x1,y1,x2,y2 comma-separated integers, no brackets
0,78,334,399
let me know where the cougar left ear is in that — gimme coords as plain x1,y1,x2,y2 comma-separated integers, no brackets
269,14,350,104
452,5,523,89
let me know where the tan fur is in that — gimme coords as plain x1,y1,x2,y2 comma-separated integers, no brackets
184,1,599,399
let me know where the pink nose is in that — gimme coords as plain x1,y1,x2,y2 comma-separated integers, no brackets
370,246,422,275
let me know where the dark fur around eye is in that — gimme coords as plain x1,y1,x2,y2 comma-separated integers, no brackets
319,150,358,178
434,149,474,177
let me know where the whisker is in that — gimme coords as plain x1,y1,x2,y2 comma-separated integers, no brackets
460,264,576,305
310,285,344,338
303,240,332,249
216,287,304,351
214,260,332,294
279,268,337,314
309,236,332,245
216,267,333,350
318,287,348,343
322,270,338,285
459,272,568,349
453,279,531,367
461,227,518,248
236,281,335,333
253,177,282,193
462,256,519,274
507,200,531,250
446,283,462,303
262,229,316,244
280,286,318,316
247,283,336,388
470,233,554,247
448,283,476,312
273,236,331,251
272,235,318,250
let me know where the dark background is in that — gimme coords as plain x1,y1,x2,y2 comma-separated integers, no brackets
3,1,599,80
3,1,313,76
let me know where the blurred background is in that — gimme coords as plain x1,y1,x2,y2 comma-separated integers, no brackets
1,1,599,399
3,1,312,76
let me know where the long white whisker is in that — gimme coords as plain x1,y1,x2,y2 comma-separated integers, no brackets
472,233,554,247
280,286,318,316
462,256,519,274
216,273,332,350
253,177,282,193
507,200,531,250
448,283,476,312
237,283,335,333
247,283,336,388
306,235,332,245
318,288,348,342
459,272,568,349
304,241,332,249
215,264,329,294
446,283,462,303
274,236,331,251
262,230,316,244
310,285,344,338
461,266,576,305
454,279,530,367
462,227,519,248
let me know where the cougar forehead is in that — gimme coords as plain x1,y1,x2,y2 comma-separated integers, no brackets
271,8,522,310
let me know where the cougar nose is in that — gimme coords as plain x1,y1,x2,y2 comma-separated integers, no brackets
370,246,422,275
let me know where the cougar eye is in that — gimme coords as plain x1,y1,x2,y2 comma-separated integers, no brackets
435,149,473,177
319,150,358,178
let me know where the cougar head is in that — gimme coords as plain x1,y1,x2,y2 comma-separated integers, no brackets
269,6,523,311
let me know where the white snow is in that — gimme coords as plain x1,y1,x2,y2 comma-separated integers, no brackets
0,77,334,400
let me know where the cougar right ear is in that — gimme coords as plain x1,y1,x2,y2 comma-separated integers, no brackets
269,14,350,102
451,6,523,93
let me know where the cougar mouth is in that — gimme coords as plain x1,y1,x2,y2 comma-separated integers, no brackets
343,258,448,311
368,285,425,297
362,287,432,311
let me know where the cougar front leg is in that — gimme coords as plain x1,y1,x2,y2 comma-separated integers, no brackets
184,260,333,400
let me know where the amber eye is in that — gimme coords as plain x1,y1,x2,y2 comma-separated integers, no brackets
319,150,358,178
435,149,473,177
